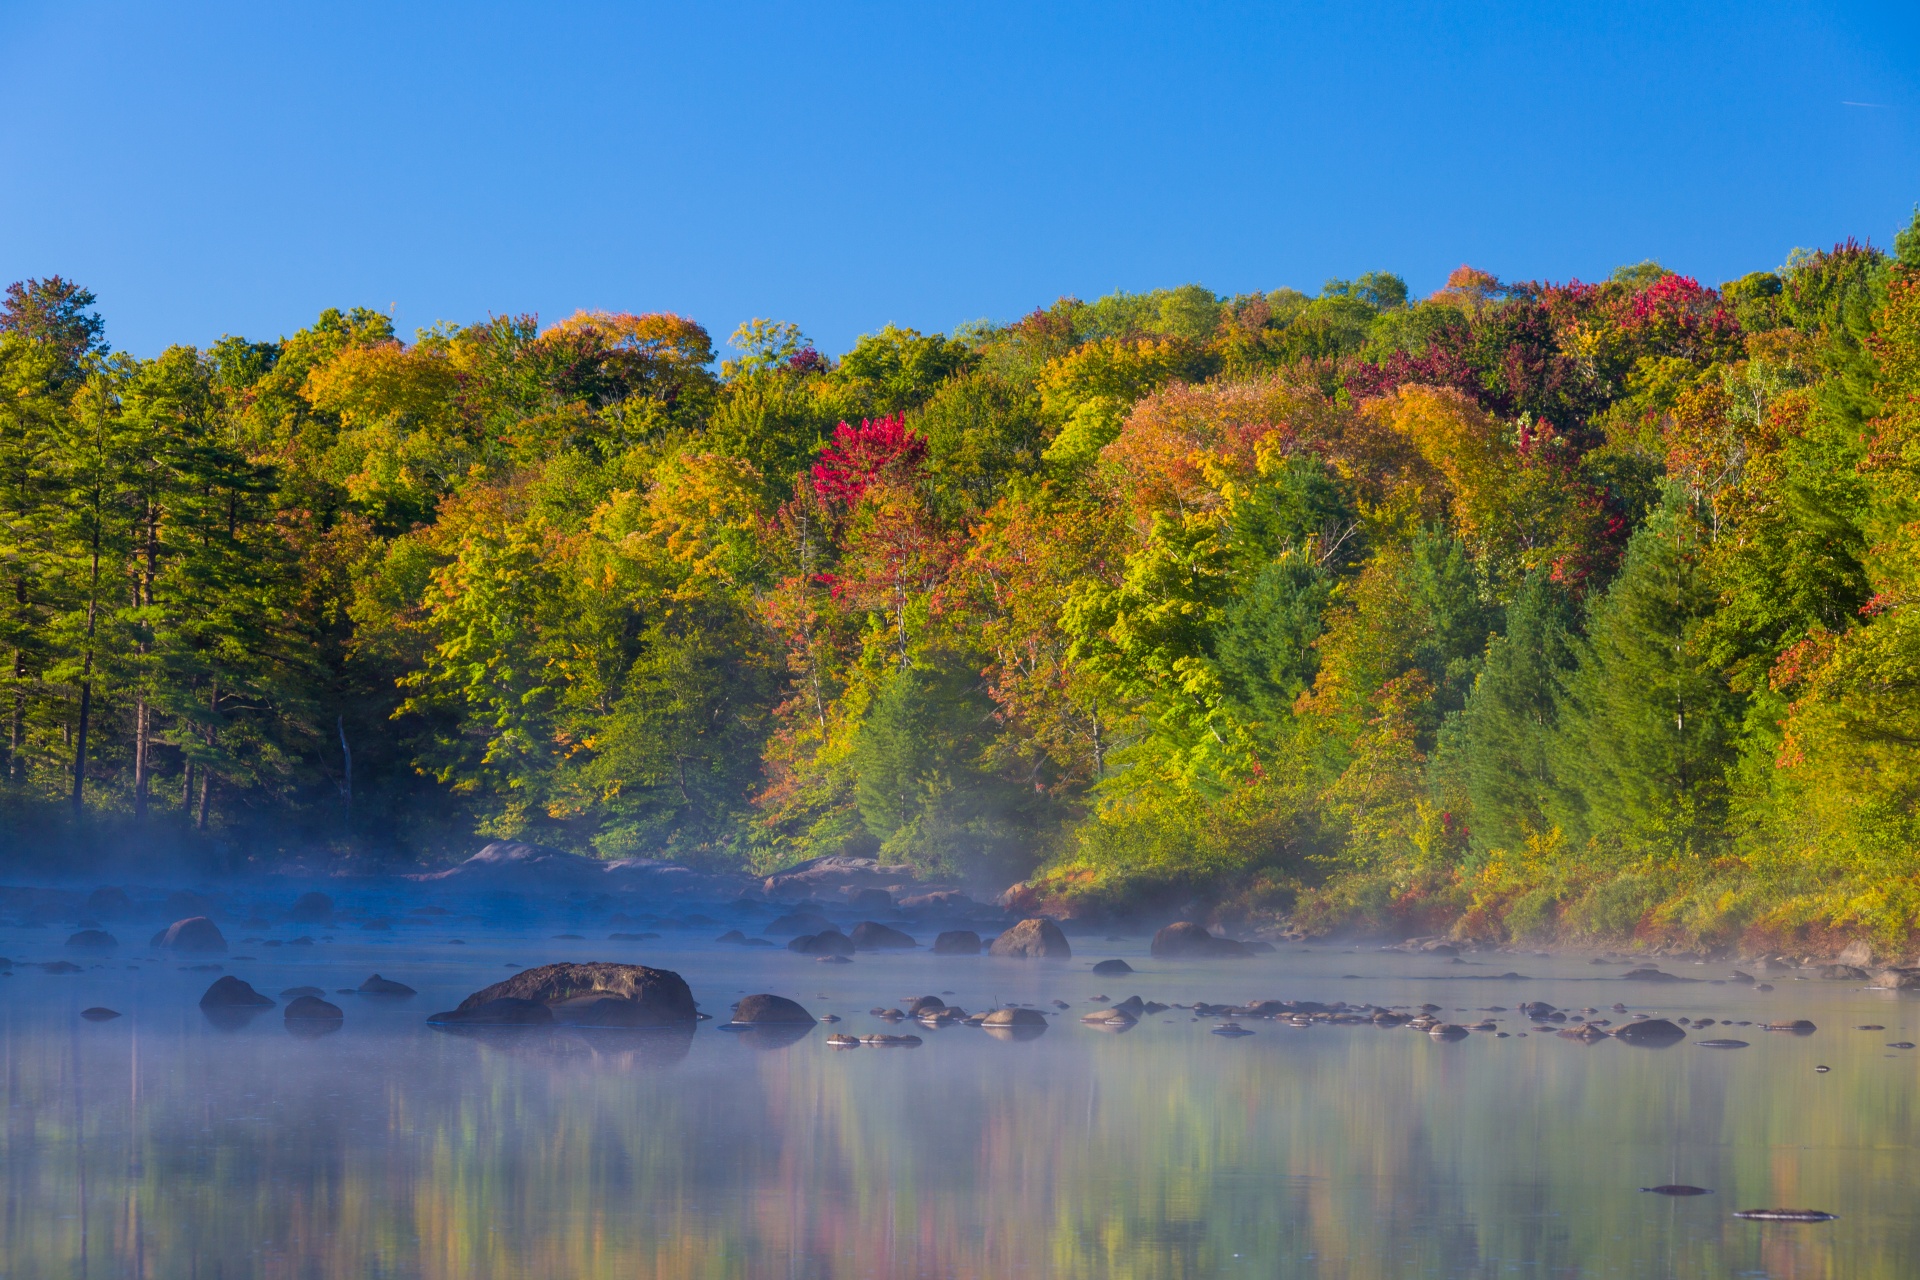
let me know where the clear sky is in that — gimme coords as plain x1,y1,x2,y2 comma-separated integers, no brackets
1,2,1915,359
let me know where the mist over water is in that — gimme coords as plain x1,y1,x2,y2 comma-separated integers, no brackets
1,910,1915,1279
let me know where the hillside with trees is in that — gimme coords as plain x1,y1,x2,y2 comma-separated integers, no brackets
8,211,1920,950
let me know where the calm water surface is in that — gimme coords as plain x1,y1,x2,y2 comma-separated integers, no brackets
1,920,1914,1278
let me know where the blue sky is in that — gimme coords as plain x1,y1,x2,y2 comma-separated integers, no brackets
1,2,1915,359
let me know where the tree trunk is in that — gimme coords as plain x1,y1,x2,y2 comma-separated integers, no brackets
195,678,216,831
337,715,352,824
132,697,149,820
181,757,195,813
7,648,18,780
69,519,102,817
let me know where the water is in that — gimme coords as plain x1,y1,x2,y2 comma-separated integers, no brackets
1,921,1914,1278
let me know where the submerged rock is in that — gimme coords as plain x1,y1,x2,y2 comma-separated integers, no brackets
80,1007,121,1021
730,993,814,1024
200,976,274,1008
1619,968,1695,982
284,995,344,1022
981,1007,1048,1040
1150,922,1249,959
65,929,117,950
1643,1185,1712,1196
156,917,227,953
1612,1018,1686,1047
1733,1209,1838,1222
358,974,416,996
439,962,697,1027
428,997,555,1027
789,929,855,957
1091,959,1134,976
849,921,917,950
988,918,1071,959
932,930,981,955
288,892,334,923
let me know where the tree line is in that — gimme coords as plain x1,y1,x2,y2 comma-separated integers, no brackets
8,213,1920,946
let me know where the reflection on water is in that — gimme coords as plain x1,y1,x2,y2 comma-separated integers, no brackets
2,934,1916,1278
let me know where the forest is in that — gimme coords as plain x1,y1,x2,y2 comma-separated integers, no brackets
7,210,1920,948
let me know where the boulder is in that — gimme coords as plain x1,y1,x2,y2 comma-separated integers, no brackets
157,917,227,953
907,995,945,1014
358,974,416,996
932,930,981,955
1837,939,1873,968
444,962,697,1027
1819,964,1869,981
715,930,749,945
65,929,117,950
80,1007,121,1021
1873,967,1920,989
789,930,855,957
550,995,666,1028
428,997,555,1027
284,996,344,1022
1619,968,1695,983
199,976,274,1008
1612,1018,1687,1047
982,1007,1047,1028
730,993,815,1024
761,855,918,898
85,887,132,919
1091,958,1134,976
1150,921,1249,959
846,887,893,912
849,921,917,951
897,891,975,911
288,892,334,924
39,960,81,974
988,918,1071,959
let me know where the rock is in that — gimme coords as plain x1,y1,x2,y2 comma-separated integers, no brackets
846,887,893,912
358,974,416,996
989,918,1071,959
1728,970,1755,984
1696,1038,1750,1049
85,887,132,919
1613,1018,1687,1047
199,976,274,1008
549,995,667,1027
1873,968,1920,989
608,932,659,941
1150,921,1249,959
1092,959,1134,976
445,962,698,1026
288,892,334,923
715,930,748,944
1619,968,1695,983
155,916,227,953
761,854,919,898
983,1007,1047,1028
39,960,82,973
1837,939,1873,968
765,912,835,937
817,954,853,964
65,929,117,950
730,993,815,1024
827,1033,862,1048
1642,1185,1713,1196
1763,1020,1818,1035
284,996,344,1022
932,930,981,955
897,891,975,911
1732,1209,1838,1222
848,921,917,951
789,929,855,957
428,997,555,1026
1818,964,1868,981
907,996,946,1014
80,1007,121,1021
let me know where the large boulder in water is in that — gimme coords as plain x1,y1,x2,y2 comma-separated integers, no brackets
932,930,981,955
1150,921,1249,959
789,929,855,957
1092,958,1134,976
731,993,814,1023
200,976,274,1008
284,995,344,1022
429,997,555,1027
849,921,917,950
65,929,117,950
440,962,697,1027
156,917,227,953
988,918,1071,959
